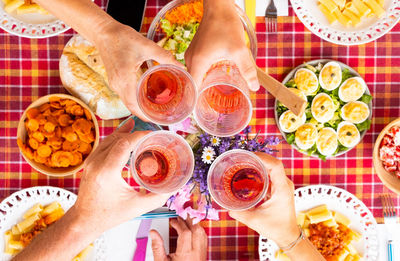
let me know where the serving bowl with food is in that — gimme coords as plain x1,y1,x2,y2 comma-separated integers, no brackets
0,186,106,260
290,0,400,45
147,0,257,64
275,59,373,160
373,118,400,194
259,185,379,261
0,0,69,38
17,94,100,177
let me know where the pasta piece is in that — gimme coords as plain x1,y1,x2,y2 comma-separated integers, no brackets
332,0,346,9
349,229,362,241
377,0,385,6
296,212,306,227
343,9,361,26
11,225,21,236
42,201,62,216
44,208,64,225
338,249,350,261
345,243,358,255
8,239,24,250
318,0,339,12
333,9,351,26
17,213,40,233
73,244,94,261
322,218,338,227
352,0,372,17
345,2,361,17
334,211,351,226
363,0,385,18
275,250,291,261
319,4,338,24
23,203,43,219
305,205,333,223
4,230,17,255
4,0,24,13
16,3,42,14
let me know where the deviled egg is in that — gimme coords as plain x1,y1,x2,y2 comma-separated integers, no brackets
338,77,366,102
316,128,338,156
294,68,319,95
279,110,306,133
319,62,342,91
311,93,335,123
295,123,318,150
341,101,370,124
337,121,361,148
289,88,307,102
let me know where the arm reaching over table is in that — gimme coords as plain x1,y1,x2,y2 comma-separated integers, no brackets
184,0,259,92
13,118,171,261
229,153,325,261
34,0,182,120
150,218,207,261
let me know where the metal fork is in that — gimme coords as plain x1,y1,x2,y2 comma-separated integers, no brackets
265,0,277,32
381,194,398,261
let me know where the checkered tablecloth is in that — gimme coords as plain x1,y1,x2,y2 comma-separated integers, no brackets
1,0,400,260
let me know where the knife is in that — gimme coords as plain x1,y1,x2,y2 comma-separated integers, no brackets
132,219,152,261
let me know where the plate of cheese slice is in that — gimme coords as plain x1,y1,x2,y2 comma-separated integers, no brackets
291,0,400,45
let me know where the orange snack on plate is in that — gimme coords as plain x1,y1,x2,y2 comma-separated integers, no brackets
18,97,96,168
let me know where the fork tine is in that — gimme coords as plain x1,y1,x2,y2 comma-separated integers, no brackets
380,194,388,217
387,195,396,217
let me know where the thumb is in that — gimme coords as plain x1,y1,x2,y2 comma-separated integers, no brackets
150,230,168,261
236,55,260,92
187,58,211,90
228,210,253,226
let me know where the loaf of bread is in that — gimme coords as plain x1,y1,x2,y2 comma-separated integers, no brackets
59,35,131,120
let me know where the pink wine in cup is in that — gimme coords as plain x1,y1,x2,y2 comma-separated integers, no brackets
194,61,252,137
137,64,197,126
208,150,268,210
130,131,194,193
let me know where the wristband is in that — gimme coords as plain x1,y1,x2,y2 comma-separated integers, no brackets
279,226,306,252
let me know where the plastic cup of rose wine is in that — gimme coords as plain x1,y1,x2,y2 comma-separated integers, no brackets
137,64,197,126
130,130,194,193
207,149,269,211
193,61,253,137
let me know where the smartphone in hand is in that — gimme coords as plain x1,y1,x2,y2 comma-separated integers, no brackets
106,0,147,31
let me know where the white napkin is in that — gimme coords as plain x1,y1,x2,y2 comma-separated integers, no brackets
378,223,400,261
103,219,169,261
235,0,289,16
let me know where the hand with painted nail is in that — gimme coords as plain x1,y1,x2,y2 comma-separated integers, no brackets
184,0,259,92
150,218,207,261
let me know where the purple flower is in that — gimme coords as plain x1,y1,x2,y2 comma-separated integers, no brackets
243,126,252,135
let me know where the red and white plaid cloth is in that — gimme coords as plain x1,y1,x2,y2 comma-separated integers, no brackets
0,0,399,259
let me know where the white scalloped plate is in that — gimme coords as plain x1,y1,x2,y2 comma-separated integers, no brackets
259,185,379,261
0,186,107,261
0,2,69,38
291,0,400,45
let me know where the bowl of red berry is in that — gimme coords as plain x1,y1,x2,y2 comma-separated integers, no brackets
373,118,400,194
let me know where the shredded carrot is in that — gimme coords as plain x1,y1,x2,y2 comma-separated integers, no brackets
165,0,203,25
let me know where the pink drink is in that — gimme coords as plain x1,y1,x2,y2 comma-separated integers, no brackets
194,61,253,137
130,131,194,193
137,65,197,126
208,150,269,210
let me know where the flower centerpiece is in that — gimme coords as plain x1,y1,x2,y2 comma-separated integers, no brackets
167,118,281,224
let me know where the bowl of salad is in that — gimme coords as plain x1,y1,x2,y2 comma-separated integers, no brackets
147,0,257,65
275,60,373,160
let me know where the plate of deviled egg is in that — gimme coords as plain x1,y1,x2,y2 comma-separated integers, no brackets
275,59,373,160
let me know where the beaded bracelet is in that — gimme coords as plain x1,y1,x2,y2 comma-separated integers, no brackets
280,226,306,252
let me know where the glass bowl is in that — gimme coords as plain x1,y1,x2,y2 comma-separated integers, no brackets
146,0,258,61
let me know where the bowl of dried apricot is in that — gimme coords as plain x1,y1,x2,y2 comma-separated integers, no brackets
17,94,100,177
